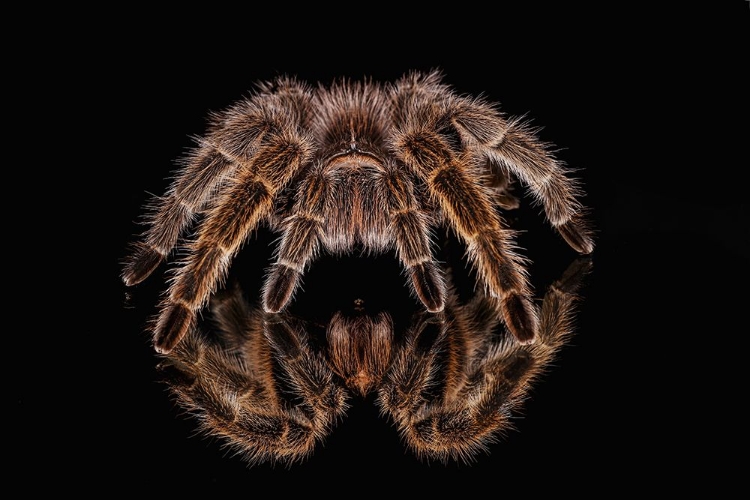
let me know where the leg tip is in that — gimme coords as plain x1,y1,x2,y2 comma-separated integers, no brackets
122,243,164,286
262,265,300,313
502,294,540,344
154,303,194,354
558,220,595,255
409,261,446,313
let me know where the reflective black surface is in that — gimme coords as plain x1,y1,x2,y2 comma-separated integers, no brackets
26,2,749,495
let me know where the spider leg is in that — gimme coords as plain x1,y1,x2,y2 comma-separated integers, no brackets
450,101,595,254
122,145,239,286
154,132,313,353
122,82,310,287
377,312,454,423
378,290,501,463
159,285,347,466
394,128,539,344
378,257,590,463
383,162,446,312
262,164,327,313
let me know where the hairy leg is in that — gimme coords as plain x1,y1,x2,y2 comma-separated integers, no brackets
382,162,446,312
394,120,539,344
159,284,347,466
379,258,591,463
262,164,327,313
449,99,595,254
122,78,313,286
155,131,313,353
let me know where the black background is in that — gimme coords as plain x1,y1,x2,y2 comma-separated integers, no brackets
18,2,748,495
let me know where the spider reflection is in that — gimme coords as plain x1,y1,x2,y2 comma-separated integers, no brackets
157,258,591,466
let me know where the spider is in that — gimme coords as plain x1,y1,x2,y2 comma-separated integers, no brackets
122,70,594,356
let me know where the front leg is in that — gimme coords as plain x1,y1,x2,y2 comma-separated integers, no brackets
155,133,313,354
393,121,539,344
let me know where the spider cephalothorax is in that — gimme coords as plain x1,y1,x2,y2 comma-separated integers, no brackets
123,70,593,355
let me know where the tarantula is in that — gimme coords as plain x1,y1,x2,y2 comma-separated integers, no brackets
123,70,593,355
123,70,594,464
